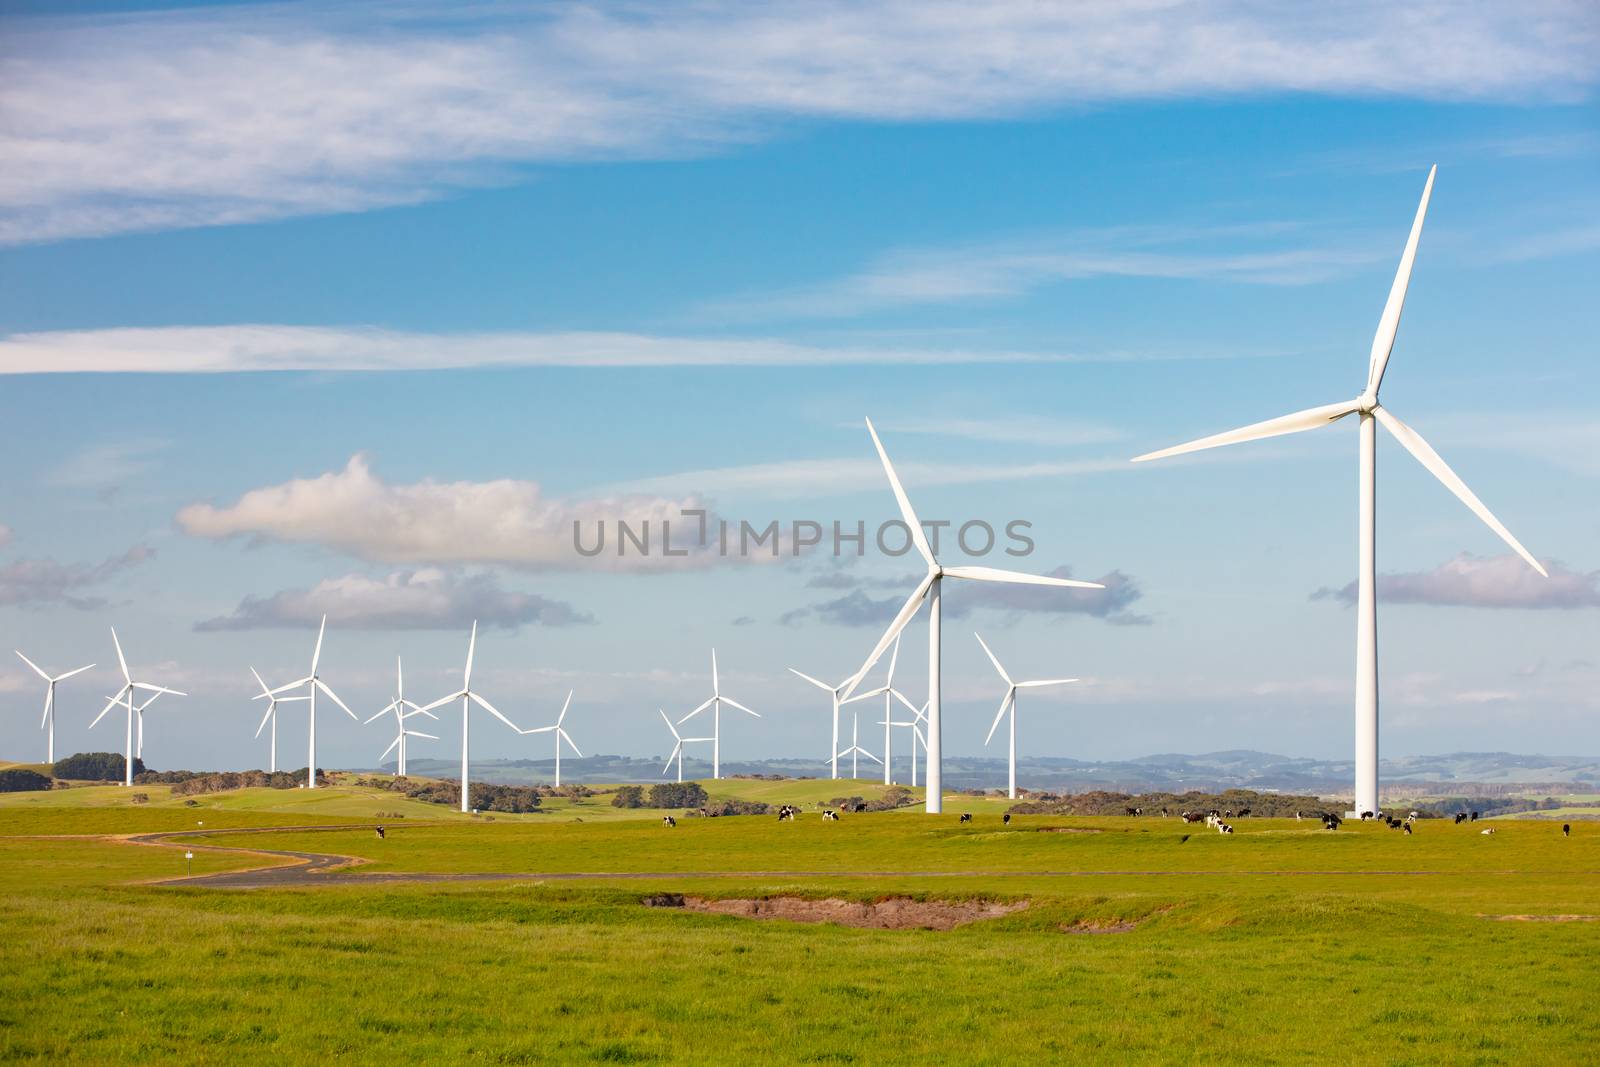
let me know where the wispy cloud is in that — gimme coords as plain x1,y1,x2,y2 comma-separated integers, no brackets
4,1,1594,244
781,564,1147,626
196,568,592,632
47,439,169,490
608,455,1133,499
1312,553,1599,609
0,544,153,610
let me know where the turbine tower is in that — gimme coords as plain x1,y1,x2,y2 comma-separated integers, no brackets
975,633,1079,800
13,651,93,764
522,690,581,788
658,708,713,783
835,710,882,781
1132,166,1545,816
90,628,185,786
416,621,524,812
677,649,758,779
841,418,1104,813
255,616,357,789
363,657,436,777
249,667,306,774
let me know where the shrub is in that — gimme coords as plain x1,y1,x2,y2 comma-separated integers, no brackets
52,752,145,782
696,799,770,817
649,782,708,809
612,785,645,809
0,768,51,793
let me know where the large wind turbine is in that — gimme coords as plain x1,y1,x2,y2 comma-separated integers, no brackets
363,657,435,777
89,628,185,786
841,418,1104,813
678,650,758,779
522,691,581,788
1132,166,1545,816
658,708,713,783
836,709,882,781
415,621,525,812
975,633,1078,800
255,616,356,789
14,652,93,764
249,667,306,774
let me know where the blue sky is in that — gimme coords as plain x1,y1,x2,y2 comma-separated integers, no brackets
2,1,1598,775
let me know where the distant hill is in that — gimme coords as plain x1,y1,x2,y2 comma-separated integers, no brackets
392,750,1600,794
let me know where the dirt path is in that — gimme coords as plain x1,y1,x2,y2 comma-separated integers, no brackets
125,825,1600,889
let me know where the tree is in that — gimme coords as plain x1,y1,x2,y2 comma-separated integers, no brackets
0,768,51,793
612,785,645,809
649,782,708,808
52,752,145,782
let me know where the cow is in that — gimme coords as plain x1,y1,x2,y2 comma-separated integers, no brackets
1563,823,1571,838
1216,821,1233,834
662,815,676,827
1480,827,1496,835
959,813,972,823
1295,811,1303,822
1003,813,1012,826
1237,808,1251,818
1470,811,1480,822
374,826,386,840
1181,811,1205,824
1454,812,1468,825
822,810,839,821
1402,823,1412,836
1360,811,1375,821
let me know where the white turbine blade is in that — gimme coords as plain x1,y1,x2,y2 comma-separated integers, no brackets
90,687,129,728
974,632,1011,684
560,729,582,757
913,723,927,747
55,663,94,682
1373,406,1547,576
842,685,888,705
133,683,186,697
276,695,309,702
262,675,312,698
862,749,883,766
891,689,922,717
1367,165,1436,395
14,651,50,681
255,703,275,739
403,729,439,741
885,634,901,686
788,668,833,692
984,690,1015,747
380,734,402,761
523,725,558,734
395,655,404,698
659,709,682,741
663,742,683,775
110,627,130,682
710,649,719,696
841,571,934,700
415,691,465,715
401,699,436,720
1132,399,1360,463
944,565,1104,590
464,621,478,686
315,678,358,720
469,691,520,733
677,696,716,725
249,666,272,698
864,416,935,567
311,615,327,674
1017,678,1080,688
364,701,399,725
556,690,573,727
40,688,53,730
721,696,759,718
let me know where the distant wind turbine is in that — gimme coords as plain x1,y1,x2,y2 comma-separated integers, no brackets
840,635,913,786
416,621,525,812
249,667,306,774
975,633,1078,800
89,628,185,786
255,616,356,789
659,708,713,783
13,651,93,764
365,658,437,777
1131,166,1545,816
841,417,1104,813
836,710,882,781
787,667,851,780
678,650,758,780
522,691,581,788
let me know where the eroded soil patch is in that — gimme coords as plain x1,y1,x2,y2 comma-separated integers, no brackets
643,894,1028,930
1060,904,1176,934
1037,827,1103,834
1480,914,1600,923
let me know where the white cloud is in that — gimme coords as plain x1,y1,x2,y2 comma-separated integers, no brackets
196,568,592,632
176,453,720,572
3,1,1594,243
1312,552,1600,609
0,324,1093,374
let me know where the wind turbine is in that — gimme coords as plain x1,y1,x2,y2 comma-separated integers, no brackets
13,652,93,764
882,697,930,788
521,690,581,788
249,667,307,774
658,708,714,783
1132,166,1545,816
975,633,1078,800
787,667,851,779
836,709,882,781
362,657,436,777
255,616,356,789
677,649,758,780
89,628,185,786
840,635,912,786
415,621,524,812
840,418,1104,813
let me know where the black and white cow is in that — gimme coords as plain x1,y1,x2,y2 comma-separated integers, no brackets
822,810,839,821
662,815,676,827
1003,813,1012,826
1563,823,1571,837
374,826,386,840
959,813,972,823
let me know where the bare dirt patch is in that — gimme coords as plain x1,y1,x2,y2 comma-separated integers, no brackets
643,894,1028,930
1060,904,1175,934
1037,827,1103,834
1480,914,1600,923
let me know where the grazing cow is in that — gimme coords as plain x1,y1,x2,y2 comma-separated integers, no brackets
1237,808,1251,818
1216,821,1233,834
374,826,386,840
1480,827,1495,835
1360,811,1375,821
1402,823,1412,836
959,813,972,823
822,810,839,821
1003,813,1012,826
1563,824,1571,838
1470,811,1480,822
1321,813,1342,831
1454,812,1468,825
854,802,868,813
1160,807,1170,817
1181,811,1204,824
662,815,677,827
1295,811,1303,822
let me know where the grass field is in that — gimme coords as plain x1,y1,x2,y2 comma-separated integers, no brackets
2,776,1597,1064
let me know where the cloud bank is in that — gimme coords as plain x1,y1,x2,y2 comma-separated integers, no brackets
3,1,1594,243
0,544,153,610
1312,553,1599,609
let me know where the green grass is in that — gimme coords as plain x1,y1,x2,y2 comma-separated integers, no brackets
2,782,1598,1064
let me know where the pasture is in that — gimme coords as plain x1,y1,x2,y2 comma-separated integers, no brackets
1,779,1596,1064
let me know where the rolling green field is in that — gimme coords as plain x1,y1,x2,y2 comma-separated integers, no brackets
2,777,1597,1064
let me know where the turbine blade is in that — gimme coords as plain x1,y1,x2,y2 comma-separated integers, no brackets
788,668,832,692
974,632,1011,684
364,702,398,725
315,679,358,720
264,676,312,698
944,565,1104,590
40,687,53,730
311,614,327,674
721,696,759,718
841,570,934,700
55,663,94,681
710,648,719,696
862,750,883,766
1367,165,1436,395
523,725,558,734
14,651,49,680
659,709,682,741
396,655,404,698
886,634,901,685
891,688,921,717
842,685,888,704
464,621,478,685
90,688,129,729
110,627,129,682
250,666,272,698
663,743,682,775
560,729,582,757
557,690,573,727
255,701,275,739
380,734,402,761
133,683,186,697
1017,678,1079,688
415,691,464,715
864,417,935,567
470,691,520,733
984,690,1014,747
1373,406,1547,576
1131,399,1360,463
404,730,439,742
677,696,715,725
